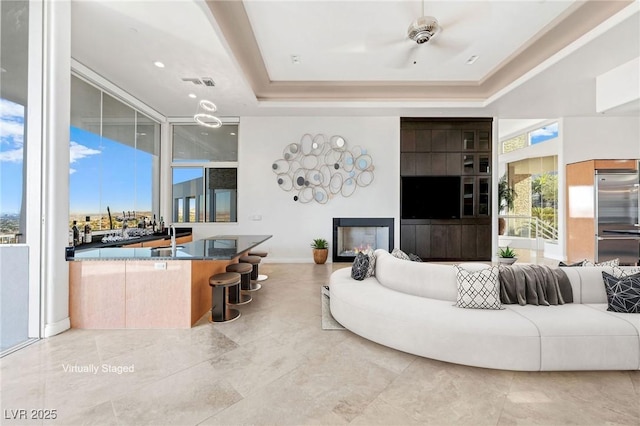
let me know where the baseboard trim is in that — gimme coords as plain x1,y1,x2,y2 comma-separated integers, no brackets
44,317,70,337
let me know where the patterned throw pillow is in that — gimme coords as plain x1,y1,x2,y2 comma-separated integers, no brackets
351,252,369,281
364,249,376,278
454,265,503,310
391,248,411,261
408,253,423,262
601,271,640,313
611,265,640,279
584,258,620,267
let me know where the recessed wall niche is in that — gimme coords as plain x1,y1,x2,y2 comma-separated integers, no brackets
271,133,375,204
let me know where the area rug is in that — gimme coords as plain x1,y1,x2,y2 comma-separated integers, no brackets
321,286,345,330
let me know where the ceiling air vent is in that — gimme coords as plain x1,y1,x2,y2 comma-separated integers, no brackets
182,77,203,85
182,77,216,87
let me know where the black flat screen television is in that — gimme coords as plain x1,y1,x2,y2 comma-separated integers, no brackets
401,176,461,219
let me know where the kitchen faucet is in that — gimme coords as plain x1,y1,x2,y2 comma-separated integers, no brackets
170,224,177,254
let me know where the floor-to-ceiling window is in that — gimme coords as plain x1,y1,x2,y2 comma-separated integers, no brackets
500,122,559,241
69,75,160,234
0,0,32,354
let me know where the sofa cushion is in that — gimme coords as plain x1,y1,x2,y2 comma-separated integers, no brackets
455,265,502,310
506,304,639,370
602,271,640,314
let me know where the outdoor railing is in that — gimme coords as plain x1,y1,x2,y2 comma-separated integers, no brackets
499,215,558,242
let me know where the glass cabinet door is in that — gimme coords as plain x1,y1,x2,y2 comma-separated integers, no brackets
463,154,475,174
478,154,490,174
463,177,475,216
478,177,490,216
463,131,475,150
478,131,490,151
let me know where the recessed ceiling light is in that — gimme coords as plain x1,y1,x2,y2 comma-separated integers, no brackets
153,61,165,68
230,132,236,136
466,55,479,65
291,55,301,64
188,93,197,99
200,132,209,136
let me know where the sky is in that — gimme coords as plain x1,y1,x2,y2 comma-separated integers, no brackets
0,98,25,215
530,122,559,145
69,126,153,214
1,97,154,215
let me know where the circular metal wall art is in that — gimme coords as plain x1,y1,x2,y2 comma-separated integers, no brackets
271,133,375,204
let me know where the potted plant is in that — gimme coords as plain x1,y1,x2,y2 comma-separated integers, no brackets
311,238,329,264
497,246,517,265
498,173,517,235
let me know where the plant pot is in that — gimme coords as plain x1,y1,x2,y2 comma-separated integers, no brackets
313,248,328,264
498,217,506,235
498,257,517,265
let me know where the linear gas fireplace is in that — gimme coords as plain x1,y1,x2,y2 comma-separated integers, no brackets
333,218,394,262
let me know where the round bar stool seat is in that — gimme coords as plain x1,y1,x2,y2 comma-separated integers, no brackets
239,255,262,291
209,272,241,323
248,251,268,282
226,263,253,305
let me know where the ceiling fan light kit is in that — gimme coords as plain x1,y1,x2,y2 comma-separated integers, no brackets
407,16,441,44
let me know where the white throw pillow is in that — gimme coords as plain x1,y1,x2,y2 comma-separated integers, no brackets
584,258,619,267
365,249,376,278
454,265,503,310
611,265,640,278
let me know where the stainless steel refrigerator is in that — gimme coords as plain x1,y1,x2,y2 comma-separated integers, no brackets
595,168,640,265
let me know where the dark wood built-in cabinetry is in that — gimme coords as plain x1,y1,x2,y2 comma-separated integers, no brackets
400,118,492,261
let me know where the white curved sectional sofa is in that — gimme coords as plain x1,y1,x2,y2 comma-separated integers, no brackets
329,249,640,371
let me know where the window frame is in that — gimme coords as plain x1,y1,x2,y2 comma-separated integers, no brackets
169,121,239,224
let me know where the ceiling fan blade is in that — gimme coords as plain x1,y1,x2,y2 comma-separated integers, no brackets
387,43,422,69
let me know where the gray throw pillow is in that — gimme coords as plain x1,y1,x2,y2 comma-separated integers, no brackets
391,248,411,261
602,271,640,313
408,253,423,262
558,260,586,267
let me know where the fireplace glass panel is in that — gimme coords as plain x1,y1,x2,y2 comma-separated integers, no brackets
333,218,394,262
337,226,389,257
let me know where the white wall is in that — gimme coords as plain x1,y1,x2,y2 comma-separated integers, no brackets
191,116,400,262
563,116,640,164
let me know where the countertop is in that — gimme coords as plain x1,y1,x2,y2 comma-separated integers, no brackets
68,235,272,261
602,229,640,236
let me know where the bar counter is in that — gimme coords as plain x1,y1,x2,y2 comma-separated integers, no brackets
69,235,271,329
70,235,271,261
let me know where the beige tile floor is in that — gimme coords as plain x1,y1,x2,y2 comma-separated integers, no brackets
1,261,639,426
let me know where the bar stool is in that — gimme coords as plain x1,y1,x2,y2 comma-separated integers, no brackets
209,272,241,323
248,250,268,282
239,255,262,291
226,263,253,305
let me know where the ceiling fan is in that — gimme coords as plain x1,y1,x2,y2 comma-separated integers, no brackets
399,1,444,66
407,3,441,45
